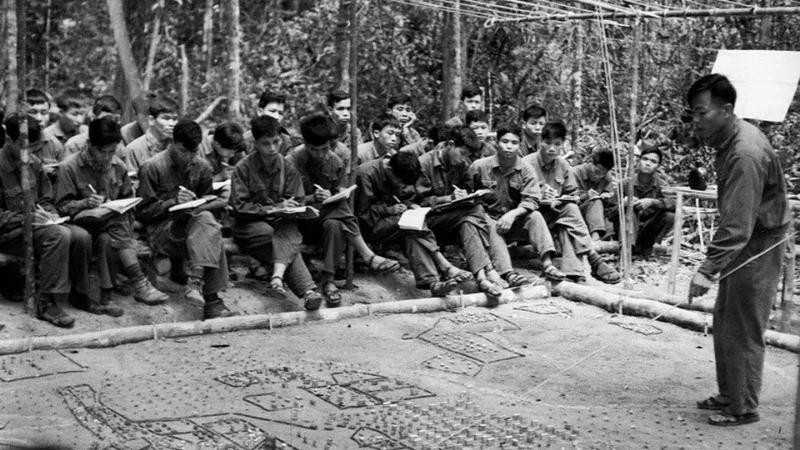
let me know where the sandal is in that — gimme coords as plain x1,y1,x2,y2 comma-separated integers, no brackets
302,290,323,311
477,279,503,298
542,264,566,281
697,396,730,411
322,281,342,308
444,266,473,283
367,255,401,273
430,279,457,297
708,412,760,427
503,271,530,288
591,260,622,284
265,275,288,299
247,264,271,281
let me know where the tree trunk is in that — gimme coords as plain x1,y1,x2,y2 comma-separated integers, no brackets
441,2,462,121
334,0,351,91
142,0,163,93
225,0,241,121
570,22,583,156
5,0,18,114
202,0,214,82
179,44,189,115
345,0,359,289
44,0,52,91
106,0,142,102
759,0,772,46
15,0,25,96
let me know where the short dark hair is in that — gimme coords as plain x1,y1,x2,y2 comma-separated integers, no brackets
389,151,422,185
461,86,482,100
148,96,179,118
592,149,615,170
640,146,663,164
3,114,42,143
370,113,401,133
251,115,281,140
213,122,246,152
687,73,737,107
25,89,50,107
327,90,350,108
92,95,122,116
541,121,567,141
88,117,122,147
496,124,522,141
55,89,89,111
258,91,286,109
387,94,412,109
521,104,547,122
172,119,202,151
299,113,337,146
465,110,489,126
449,126,481,154
428,124,450,145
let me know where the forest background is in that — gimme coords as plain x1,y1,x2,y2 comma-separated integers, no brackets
1,0,800,190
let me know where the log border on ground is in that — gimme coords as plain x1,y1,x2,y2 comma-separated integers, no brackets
0,284,549,356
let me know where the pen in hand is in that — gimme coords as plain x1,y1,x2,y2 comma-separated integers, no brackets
88,184,97,194
392,195,402,204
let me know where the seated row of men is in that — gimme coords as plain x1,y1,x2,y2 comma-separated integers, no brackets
1,87,675,328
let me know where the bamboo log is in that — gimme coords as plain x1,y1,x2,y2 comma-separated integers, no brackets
555,281,800,353
499,6,800,23
194,96,225,123
0,285,549,356
587,282,715,313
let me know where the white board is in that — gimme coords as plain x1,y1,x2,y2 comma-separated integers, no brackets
711,50,800,122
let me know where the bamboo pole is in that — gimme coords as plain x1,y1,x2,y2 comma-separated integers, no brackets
555,281,800,353
623,17,640,286
345,0,359,290
179,43,189,115
19,116,35,317
0,285,549,356
495,6,800,24
667,191,684,294
780,218,795,333
43,0,51,91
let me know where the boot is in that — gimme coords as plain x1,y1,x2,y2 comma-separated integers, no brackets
87,289,124,317
38,294,75,328
185,276,205,307
203,295,236,320
133,277,169,305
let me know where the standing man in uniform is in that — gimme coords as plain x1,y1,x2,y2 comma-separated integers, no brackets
687,74,790,426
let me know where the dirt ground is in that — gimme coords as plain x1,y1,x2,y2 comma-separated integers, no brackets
0,296,796,449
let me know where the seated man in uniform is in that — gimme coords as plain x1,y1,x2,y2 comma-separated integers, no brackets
445,86,483,127
328,89,362,147
616,146,675,258
417,126,530,297
0,115,93,328
521,121,621,283
230,116,325,311
355,152,469,297
243,91,296,155
64,95,125,158
356,114,401,166
125,96,179,173
56,117,169,316
519,104,547,156
25,89,64,174
386,94,421,148
572,148,616,241
287,114,400,305
201,122,248,201
137,119,234,319
468,124,563,283
43,89,89,146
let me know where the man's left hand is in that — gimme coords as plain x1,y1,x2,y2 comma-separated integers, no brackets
688,271,714,301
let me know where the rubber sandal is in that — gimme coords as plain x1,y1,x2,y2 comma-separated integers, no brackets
697,396,730,411
430,279,457,297
708,412,760,427
367,255,401,273
477,279,503,298
503,271,530,288
322,281,342,307
591,260,622,284
542,264,566,281
302,290,323,311
444,266,473,283
265,275,288,299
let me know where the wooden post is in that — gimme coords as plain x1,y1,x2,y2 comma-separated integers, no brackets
202,0,214,83
667,191,684,294
780,219,795,333
345,0,359,290
5,0,19,114
15,0,25,97
570,22,583,156
334,0,351,91
624,18,641,285
19,116,36,317
225,0,242,121
441,0,462,121
44,0,52,91
179,44,189,115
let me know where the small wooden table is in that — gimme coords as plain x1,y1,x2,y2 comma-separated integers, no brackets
661,186,718,294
